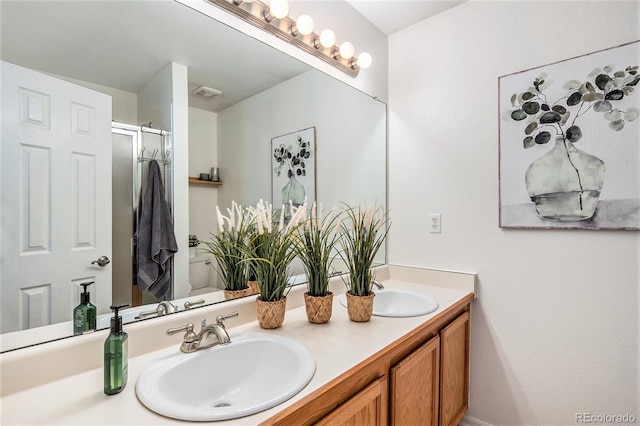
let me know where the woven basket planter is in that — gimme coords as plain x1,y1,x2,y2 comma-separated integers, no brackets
247,280,260,296
256,296,287,329
303,292,334,324
223,287,253,301
345,291,375,322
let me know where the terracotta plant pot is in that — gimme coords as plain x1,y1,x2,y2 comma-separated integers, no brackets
223,287,253,301
256,296,287,329
345,291,375,322
303,292,334,324
248,280,260,295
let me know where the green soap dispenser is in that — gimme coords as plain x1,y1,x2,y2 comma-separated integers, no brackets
73,281,97,335
104,304,129,395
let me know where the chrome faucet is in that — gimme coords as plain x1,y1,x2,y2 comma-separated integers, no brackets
135,300,178,319
184,298,205,310
167,312,239,353
372,280,384,290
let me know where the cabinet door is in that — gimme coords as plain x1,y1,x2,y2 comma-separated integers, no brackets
390,335,440,426
315,377,386,426
439,311,470,426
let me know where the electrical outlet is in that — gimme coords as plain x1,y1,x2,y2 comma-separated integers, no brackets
430,214,441,234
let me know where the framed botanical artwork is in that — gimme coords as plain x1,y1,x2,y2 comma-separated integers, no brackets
499,41,639,230
271,127,316,217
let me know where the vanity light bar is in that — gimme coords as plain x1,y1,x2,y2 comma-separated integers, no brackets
207,0,371,77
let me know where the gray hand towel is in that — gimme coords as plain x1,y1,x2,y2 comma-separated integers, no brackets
136,160,178,299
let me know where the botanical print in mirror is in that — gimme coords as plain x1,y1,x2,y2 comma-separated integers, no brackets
499,41,639,230
272,127,316,217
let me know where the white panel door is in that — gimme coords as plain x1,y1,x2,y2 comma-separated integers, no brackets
1,61,112,333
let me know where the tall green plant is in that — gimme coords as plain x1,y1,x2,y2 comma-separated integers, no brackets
244,200,307,302
339,202,389,297
293,202,342,297
201,202,253,292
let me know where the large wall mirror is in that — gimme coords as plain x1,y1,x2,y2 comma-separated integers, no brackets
0,0,387,352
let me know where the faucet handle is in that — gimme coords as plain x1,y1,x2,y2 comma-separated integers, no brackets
216,311,239,326
166,322,197,343
184,299,205,310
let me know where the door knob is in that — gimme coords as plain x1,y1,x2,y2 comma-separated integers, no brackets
91,256,111,267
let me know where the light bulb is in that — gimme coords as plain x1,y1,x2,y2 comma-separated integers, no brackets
319,29,336,48
357,52,372,69
295,14,314,36
268,0,289,19
339,42,355,59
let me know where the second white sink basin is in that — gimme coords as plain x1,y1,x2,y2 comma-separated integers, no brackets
136,332,316,421
340,288,439,317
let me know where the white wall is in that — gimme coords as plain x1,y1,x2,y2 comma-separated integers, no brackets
170,63,190,300
389,1,639,424
188,107,219,290
55,75,137,125
188,106,218,240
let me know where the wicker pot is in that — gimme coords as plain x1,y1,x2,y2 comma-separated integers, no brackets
345,291,375,322
304,292,334,324
248,280,260,295
223,287,253,301
256,297,287,329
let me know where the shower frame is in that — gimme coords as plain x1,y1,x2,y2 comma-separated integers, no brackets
111,122,174,306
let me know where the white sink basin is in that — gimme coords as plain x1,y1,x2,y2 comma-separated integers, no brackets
340,289,439,317
136,332,316,421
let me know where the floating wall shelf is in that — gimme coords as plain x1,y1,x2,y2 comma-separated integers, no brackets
188,177,222,187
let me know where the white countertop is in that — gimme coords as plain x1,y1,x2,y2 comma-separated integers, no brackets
0,265,475,425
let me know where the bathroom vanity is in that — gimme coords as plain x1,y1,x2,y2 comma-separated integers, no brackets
0,265,475,425
270,293,471,426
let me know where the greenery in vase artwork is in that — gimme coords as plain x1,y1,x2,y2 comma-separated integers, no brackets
273,134,312,178
507,64,638,147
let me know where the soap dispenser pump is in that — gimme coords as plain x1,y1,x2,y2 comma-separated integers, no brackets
104,303,129,395
73,281,97,335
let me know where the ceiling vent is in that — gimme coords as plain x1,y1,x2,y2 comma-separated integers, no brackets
192,86,222,98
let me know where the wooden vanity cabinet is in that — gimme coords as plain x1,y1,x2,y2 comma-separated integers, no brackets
389,310,470,426
263,299,472,426
439,311,470,426
315,377,387,426
390,335,440,426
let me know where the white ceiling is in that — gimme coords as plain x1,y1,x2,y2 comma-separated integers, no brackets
346,0,466,35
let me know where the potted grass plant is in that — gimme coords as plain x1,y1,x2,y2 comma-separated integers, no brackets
293,202,342,324
202,202,254,300
188,234,200,258
339,201,389,322
245,199,307,329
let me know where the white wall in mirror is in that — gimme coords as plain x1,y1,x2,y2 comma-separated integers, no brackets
188,107,220,294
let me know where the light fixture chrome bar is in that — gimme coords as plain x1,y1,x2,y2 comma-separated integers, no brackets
206,0,360,77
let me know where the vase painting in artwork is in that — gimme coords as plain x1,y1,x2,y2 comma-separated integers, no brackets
272,127,316,217
499,41,639,229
